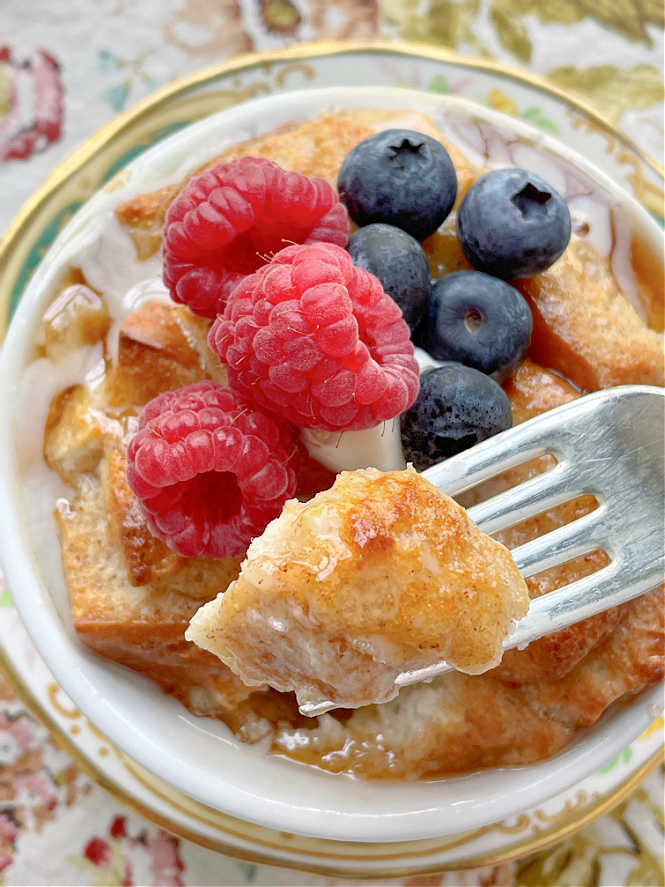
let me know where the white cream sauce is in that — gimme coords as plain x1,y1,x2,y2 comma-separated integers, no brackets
300,421,406,473
76,212,162,316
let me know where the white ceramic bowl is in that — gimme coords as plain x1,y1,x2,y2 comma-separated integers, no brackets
0,86,662,843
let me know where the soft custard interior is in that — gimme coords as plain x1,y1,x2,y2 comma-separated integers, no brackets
40,108,665,778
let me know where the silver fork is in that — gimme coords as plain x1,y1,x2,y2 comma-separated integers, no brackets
300,385,664,717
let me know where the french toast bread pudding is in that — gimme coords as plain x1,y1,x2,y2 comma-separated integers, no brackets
37,107,664,778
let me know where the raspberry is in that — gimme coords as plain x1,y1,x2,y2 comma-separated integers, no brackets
162,157,349,318
126,381,298,558
209,243,420,430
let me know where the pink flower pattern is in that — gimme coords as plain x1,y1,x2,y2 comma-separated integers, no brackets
73,816,185,886
0,47,65,161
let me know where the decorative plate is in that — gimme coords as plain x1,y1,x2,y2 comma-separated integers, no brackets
0,41,662,877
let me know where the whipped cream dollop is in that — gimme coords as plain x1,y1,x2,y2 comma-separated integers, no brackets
300,421,406,473
413,346,445,375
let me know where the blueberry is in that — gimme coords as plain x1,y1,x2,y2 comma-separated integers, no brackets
417,271,532,377
348,224,431,331
457,168,571,279
337,129,457,241
401,363,512,470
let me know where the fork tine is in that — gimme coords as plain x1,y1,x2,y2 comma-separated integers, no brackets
421,436,547,498
508,558,662,652
422,388,623,499
466,463,580,534
510,507,605,577
420,402,571,498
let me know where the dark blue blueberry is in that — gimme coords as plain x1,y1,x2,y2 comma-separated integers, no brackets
417,270,533,377
348,223,431,331
337,129,457,241
457,168,571,279
401,363,512,470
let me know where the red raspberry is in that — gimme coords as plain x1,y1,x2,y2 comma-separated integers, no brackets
208,243,420,430
162,157,348,318
126,381,297,558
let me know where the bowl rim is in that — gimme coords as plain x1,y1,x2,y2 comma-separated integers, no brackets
0,84,663,844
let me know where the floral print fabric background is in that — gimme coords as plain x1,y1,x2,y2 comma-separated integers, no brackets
0,1,663,885
0,0,662,231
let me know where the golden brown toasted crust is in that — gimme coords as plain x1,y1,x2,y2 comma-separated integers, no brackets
114,184,179,260
58,476,253,715
44,386,104,484
517,238,664,391
502,358,580,423
528,587,664,727
101,433,182,586
101,431,245,593
173,306,229,386
187,468,528,708
493,552,617,683
106,301,209,407
115,110,475,260
42,283,110,360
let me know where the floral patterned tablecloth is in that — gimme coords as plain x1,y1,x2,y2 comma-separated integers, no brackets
0,2,663,885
